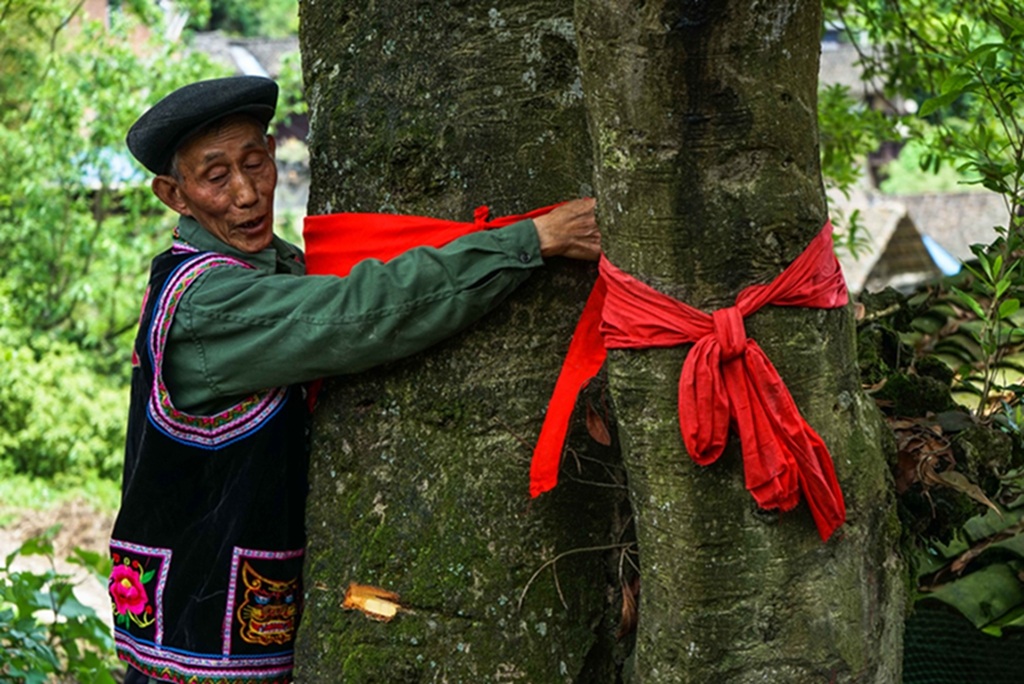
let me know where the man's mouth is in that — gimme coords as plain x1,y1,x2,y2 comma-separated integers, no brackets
236,216,266,231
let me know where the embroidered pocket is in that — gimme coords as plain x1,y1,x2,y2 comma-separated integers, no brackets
108,540,172,645
222,546,304,656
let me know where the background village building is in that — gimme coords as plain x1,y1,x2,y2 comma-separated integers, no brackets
821,31,1008,294
831,191,944,294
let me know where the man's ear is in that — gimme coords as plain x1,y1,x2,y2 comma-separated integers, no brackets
267,134,276,159
152,175,190,216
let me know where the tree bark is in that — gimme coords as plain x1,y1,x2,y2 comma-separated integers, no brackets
574,0,905,682
297,0,906,682
296,2,629,682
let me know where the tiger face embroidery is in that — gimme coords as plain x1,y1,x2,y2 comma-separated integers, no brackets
236,562,299,645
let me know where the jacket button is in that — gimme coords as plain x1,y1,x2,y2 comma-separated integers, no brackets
519,252,532,264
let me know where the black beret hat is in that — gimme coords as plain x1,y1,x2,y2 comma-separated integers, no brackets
126,76,278,175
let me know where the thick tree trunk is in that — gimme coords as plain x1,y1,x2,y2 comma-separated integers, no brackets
296,2,628,682
574,0,905,682
298,0,906,681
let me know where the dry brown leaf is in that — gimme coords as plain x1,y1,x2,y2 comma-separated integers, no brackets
863,378,888,394
933,471,1003,518
895,451,920,494
342,583,402,622
935,520,1024,580
900,436,924,451
950,539,995,574
586,402,612,446
617,576,640,640
854,302,866,321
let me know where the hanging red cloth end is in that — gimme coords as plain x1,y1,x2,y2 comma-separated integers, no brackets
529,278,608,497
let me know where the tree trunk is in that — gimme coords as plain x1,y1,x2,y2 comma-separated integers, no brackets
296,2,629,682
574,0,905,682
297,0,906,682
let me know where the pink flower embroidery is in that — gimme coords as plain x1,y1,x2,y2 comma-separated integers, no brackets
110,564,148,615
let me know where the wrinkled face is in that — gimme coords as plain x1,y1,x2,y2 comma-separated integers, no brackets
157,116,277,253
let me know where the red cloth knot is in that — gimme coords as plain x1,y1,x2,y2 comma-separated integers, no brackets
530,221,849,542
712,307,746,362
473,205,491,226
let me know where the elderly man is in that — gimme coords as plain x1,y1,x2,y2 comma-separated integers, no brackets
107,76,599,684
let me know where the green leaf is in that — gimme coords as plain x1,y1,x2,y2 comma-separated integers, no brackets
982,604,1024,637
971,245,993,279
939,72,975,96
16,526,61,558
951,286,987,320
926,563,1024,627
919,91,960,117
991,530,1024,558
140,568,155,584
999,299,1020,319
961,261,986,282
56,595,97,619
964,42,1004,61
994,11,1024,36
964,507,1024,541
996,276,1012,298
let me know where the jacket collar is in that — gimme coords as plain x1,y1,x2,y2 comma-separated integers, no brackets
174,215,304,275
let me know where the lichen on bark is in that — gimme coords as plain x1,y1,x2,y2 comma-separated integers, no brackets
574,0,906,681
296,1,628,681
298,0,906,681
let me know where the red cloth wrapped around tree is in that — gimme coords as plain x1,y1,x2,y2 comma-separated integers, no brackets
304,208,847,542
304,204,557,277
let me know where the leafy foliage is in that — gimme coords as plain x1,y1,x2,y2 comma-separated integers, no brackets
818,82,904,200
859,285,1024,640
0,525,115,684
192,0,298,37
831,1,1024,633
818,83,905,258
0,1,228,479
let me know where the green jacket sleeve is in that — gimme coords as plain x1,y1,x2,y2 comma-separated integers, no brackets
165,220,543,414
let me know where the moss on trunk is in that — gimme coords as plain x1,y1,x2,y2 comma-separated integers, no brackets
296,1,628,681
298,0,906,681
574,0,906,681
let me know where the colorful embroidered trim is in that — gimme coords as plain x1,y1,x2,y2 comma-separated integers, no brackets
131,285,152,369
222,547,304,655
146,253,288,449
109,540,172,644
171,226,200,255
115,635,293,684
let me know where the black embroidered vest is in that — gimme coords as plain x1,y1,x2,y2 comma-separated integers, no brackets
110,245,309,684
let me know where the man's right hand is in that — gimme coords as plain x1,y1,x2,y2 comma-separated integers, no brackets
533,198,601,262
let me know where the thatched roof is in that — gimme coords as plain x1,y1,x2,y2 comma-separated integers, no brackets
831,190,943,293
900,192,1009,262
831,189,1014,293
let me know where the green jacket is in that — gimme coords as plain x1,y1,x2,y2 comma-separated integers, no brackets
166,215,544,414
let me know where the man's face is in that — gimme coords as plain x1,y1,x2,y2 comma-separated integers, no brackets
156,116,277,253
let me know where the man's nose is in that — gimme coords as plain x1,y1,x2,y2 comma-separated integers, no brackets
232,170,259,206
